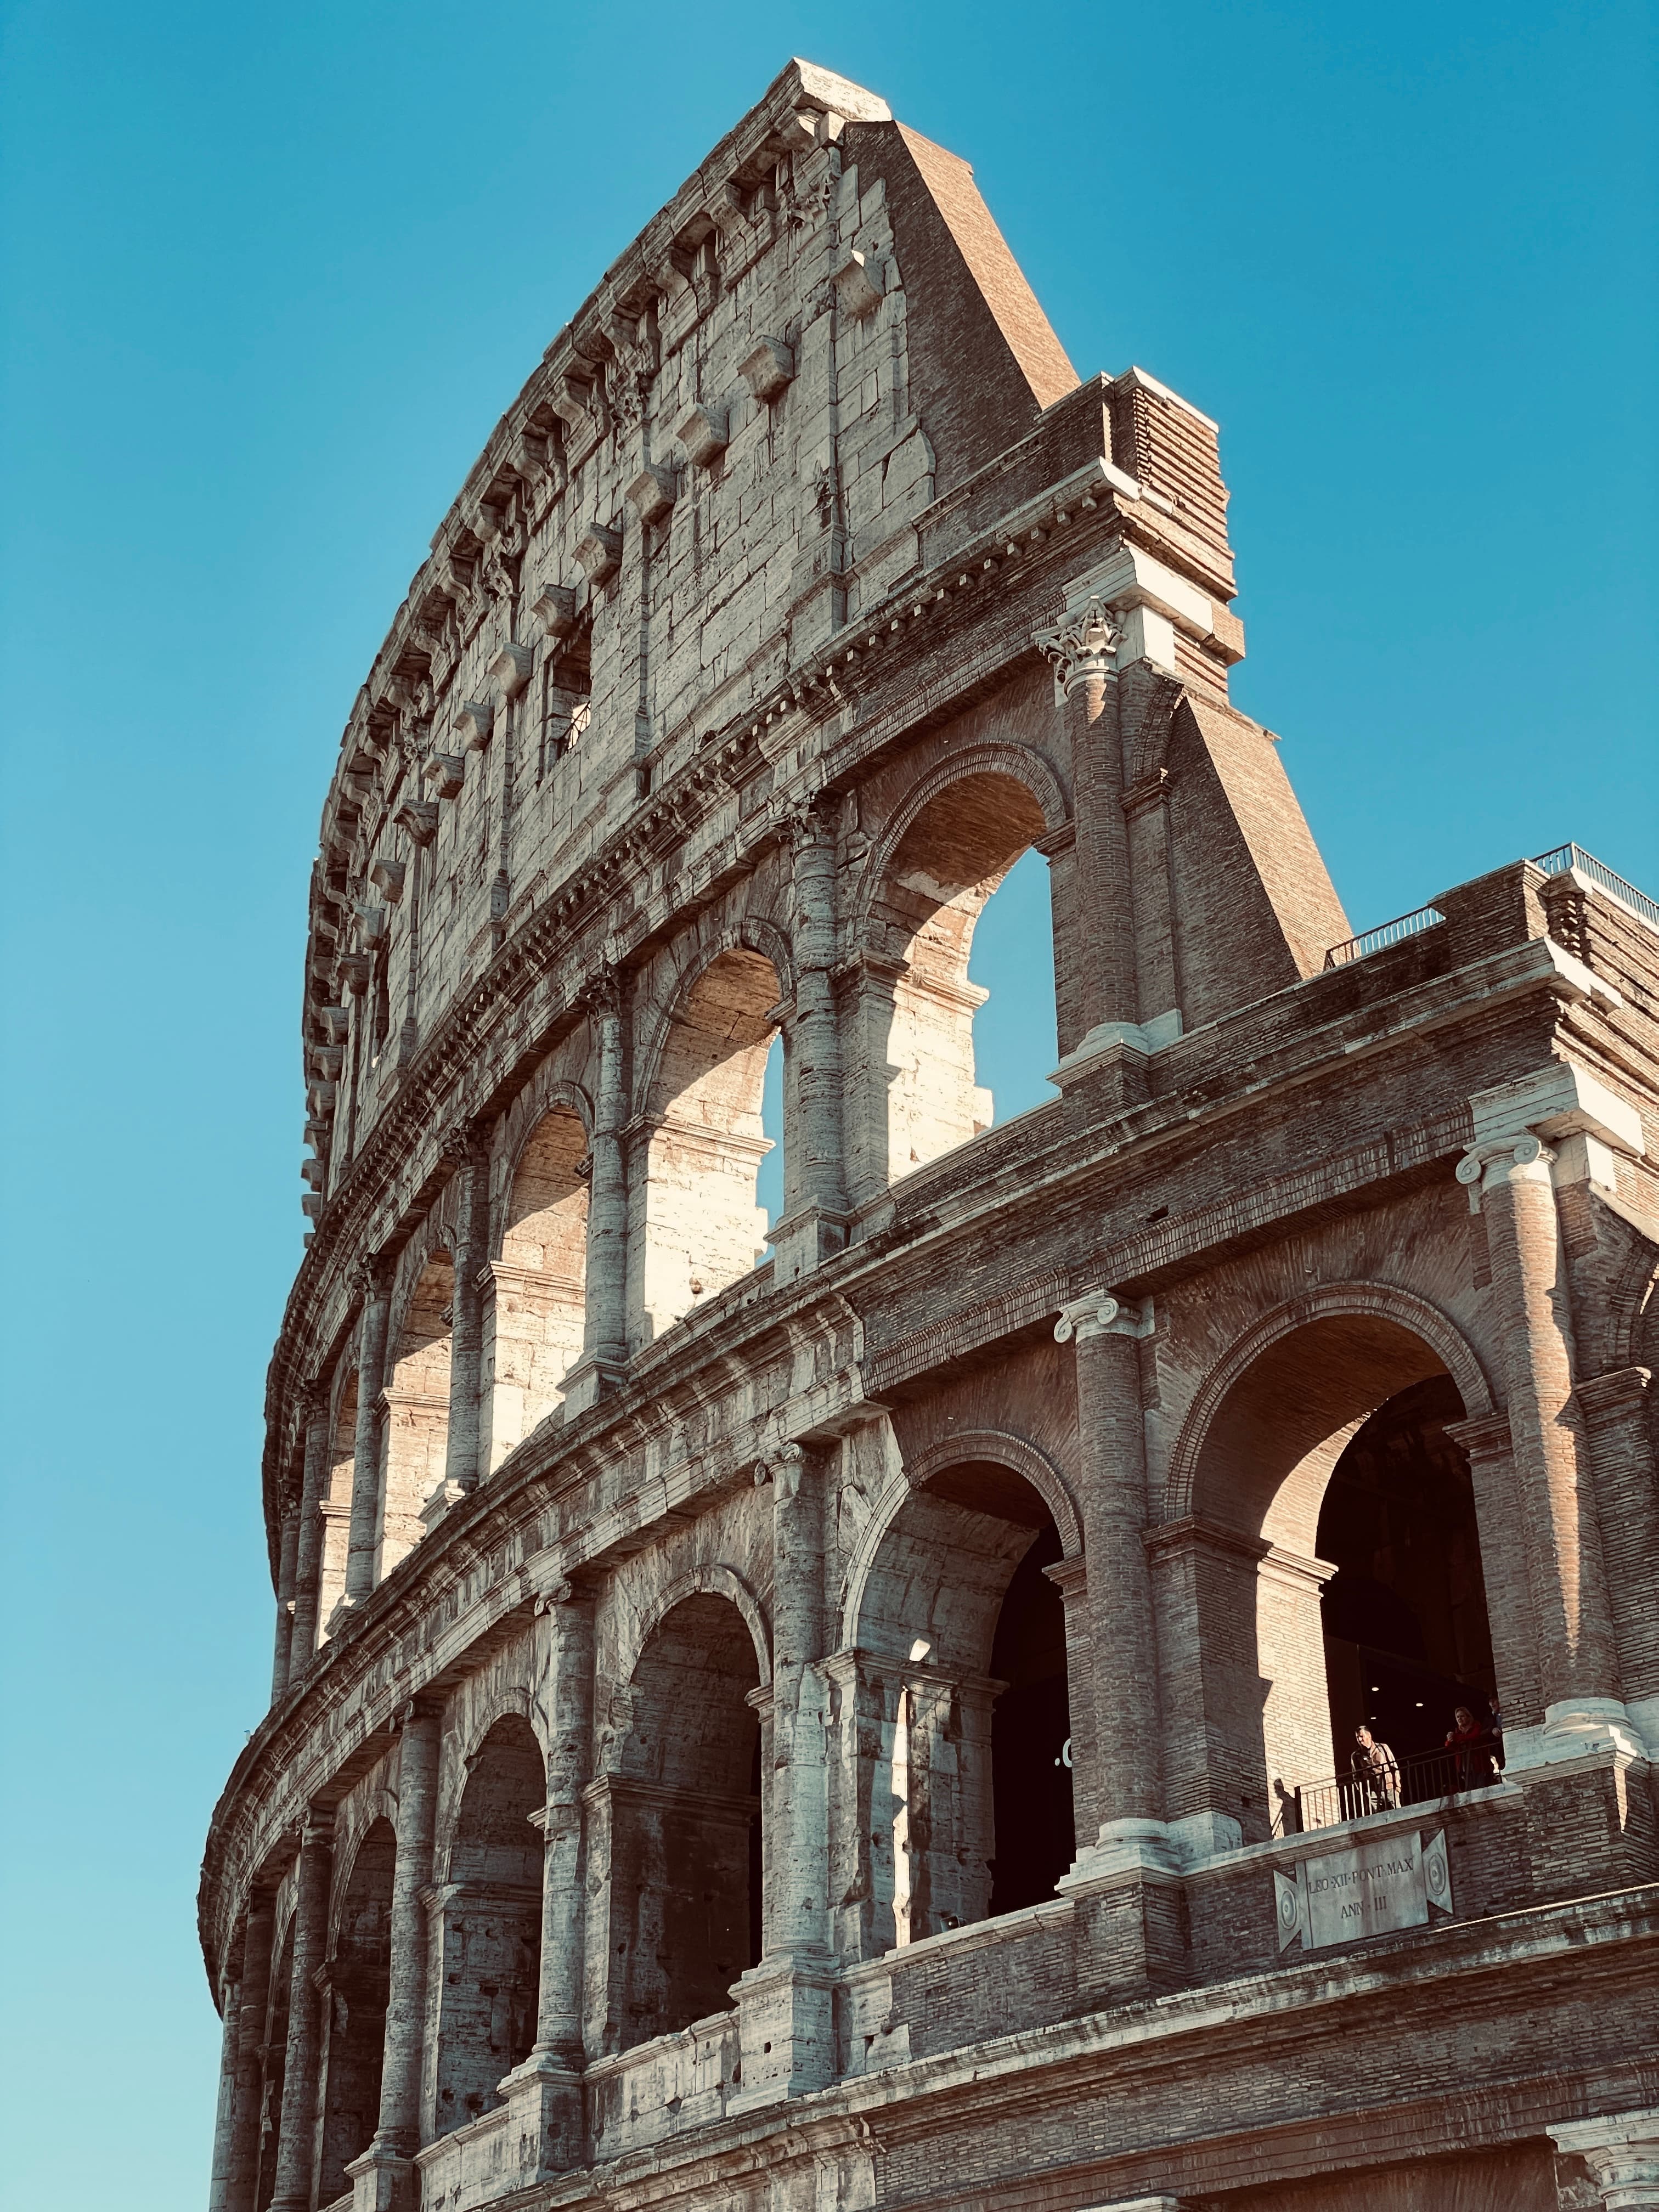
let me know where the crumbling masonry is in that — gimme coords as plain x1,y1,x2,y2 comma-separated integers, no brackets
201,60,1659,2212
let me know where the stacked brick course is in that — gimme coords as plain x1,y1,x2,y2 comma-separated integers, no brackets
202,60,1659,2212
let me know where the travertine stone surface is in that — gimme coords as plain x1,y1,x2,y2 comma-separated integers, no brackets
204,58,1659,2212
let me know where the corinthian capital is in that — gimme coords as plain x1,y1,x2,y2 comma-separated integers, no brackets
577,961,623,1020
1034,596,1120,698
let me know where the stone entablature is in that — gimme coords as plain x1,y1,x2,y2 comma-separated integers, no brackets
208,60,1659,2212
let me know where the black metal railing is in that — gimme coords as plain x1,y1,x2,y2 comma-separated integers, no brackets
1272,1746,1500,1837
1323,904,1447,970
1531,842,1659,935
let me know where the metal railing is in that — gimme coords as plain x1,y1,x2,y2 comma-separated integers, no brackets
1272,1746,1499,1837
1531,843,1659,935
1323,904,1447,970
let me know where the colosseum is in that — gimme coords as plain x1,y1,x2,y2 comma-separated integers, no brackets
200,58,1659,2212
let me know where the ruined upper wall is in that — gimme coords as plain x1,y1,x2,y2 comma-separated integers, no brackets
301,63,1093,1172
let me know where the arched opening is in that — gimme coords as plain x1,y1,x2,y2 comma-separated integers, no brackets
318,1819,395,2203
483,1105,589,1470
607,1593,762,2050
1182,1310,1498,1838
847,1458,1075,1955
377,1254,453,1579
633,948,781,1348
433,1716,543,2137
254,1916,295,2212
862,771,1054,1189
315,1371,357,1646
1318,1375,1497,1775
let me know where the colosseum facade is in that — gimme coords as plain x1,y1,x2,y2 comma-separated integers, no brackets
201,59,1659,2212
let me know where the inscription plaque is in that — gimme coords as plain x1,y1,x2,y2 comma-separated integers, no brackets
1274,1828,1452,1951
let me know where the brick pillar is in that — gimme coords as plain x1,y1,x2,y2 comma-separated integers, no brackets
268,1498,301,1705
731,1442,834,2109
222,1892,274,2212
349,1700,439,2212
1055,1291,1187,1996
772,803,849,1283
1122,768,1180,1030
1036,603,1135,1041
501,1581,592,2175
1458,1133,1637,1754
268,1813,334,2212
565,971,628,1413
206,1929,245,2212
286,1396,331,1675
1056,1293,1164,1844
1575,1365,1659,1713
440,1125,490,1499
341,1261,392,1610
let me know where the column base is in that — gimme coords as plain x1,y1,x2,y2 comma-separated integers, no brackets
727,1951,837,2111
497,2046,585,2176
1506,1697,1648,1769
346,2138,419,2212
769,1204,851,1285
559,1357,628,1421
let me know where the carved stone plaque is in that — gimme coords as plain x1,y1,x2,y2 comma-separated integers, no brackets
1274,1828,1452,1951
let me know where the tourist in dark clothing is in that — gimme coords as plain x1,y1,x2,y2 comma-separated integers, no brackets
1446,1705,1496,1788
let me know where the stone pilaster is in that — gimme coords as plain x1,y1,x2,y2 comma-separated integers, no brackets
286,1394,331,1677
1575,1365,1659,1720
340,1259,392,1612
500,1579,593,2174
349,1700,439,2212
1035,599,1135,1048
564,969,628,1413
268,1497,301,1705
1548,2108,1659,2209
206,1929,245,2212
268,1812,334,2212
438,1122,490,1503
771,801,850,1282
731,1442,834,2109
1457,1121,1639,1758
222,1892,274,2212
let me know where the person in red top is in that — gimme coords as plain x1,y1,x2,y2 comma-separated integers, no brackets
1445,1704,1496,1788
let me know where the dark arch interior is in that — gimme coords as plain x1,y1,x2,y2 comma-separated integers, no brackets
1318,1375,1497,1768
612,1594,762,2051
435,1717,544,2136
255,1920,295,2212
319,1819,396,2202
988,1520,1074,1916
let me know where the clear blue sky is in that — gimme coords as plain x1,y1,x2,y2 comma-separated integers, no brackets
1,3,1653,2203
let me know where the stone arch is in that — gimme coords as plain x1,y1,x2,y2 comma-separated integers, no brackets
432,1713,544,2137
629,926,788,1350
493,1075,594,1251
836,1433,1079,1956
315,1361,358,1645
483,1082,594,1469
1607,1235,1659,1375
617,1562,772,1696
444,1684,545,1833
1165,1282,1495,1530
847,744,1068,1197
377,1241,455,1581
631,914,796,1124
318,1810,396,2204
328,1785,400,1929
1155,1282,1505,1842
601,1585,765,2053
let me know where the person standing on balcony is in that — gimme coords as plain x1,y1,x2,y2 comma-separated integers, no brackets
1445,1705,1497,1790
1486,1695,1505,1771
1350,1724,1402,1812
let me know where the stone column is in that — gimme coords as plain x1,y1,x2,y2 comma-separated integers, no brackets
223,1892,275,2212
206,1929,245,2212
439,1123,490,1500
286,1394,331,1677
772,802,849,1282
731,1442,834,2109
1547,2108,1659,2209
1055,1293,1164,1850
565,969,628,1414
501,1580,592,2175
268,1497,301,1706
349,1699,440,2212
340,1260,392,1611
1054,1291,1188,1997
1457,1131,1636,1754
268,1812,334,2212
